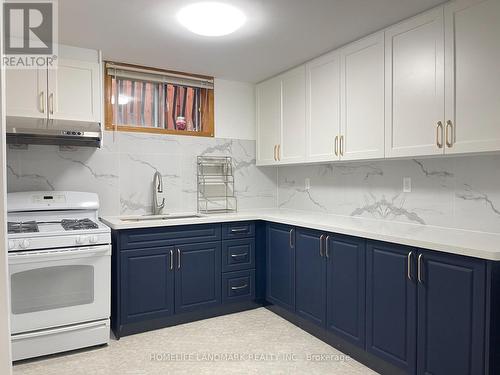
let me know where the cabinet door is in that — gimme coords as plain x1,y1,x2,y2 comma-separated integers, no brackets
444,0,500,154
306,51,341,162
256,77,281,166
385,8,445,158
341,33,385,161
120,247,174,324
326,235,365,348
266,223,295,311
417,251,485,375
174,242,221,314
48,59,100,122
295,229,326,327
366,241,417,374
280,65,306,164
5,68,47,118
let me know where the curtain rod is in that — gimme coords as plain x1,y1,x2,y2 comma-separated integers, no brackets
105,63,214,85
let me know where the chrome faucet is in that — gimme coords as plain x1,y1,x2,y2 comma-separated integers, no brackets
152,171,165,215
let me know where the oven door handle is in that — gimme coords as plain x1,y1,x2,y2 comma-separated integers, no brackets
8,245,111,263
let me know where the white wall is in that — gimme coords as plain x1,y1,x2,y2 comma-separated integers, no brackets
214,79,255,140
0,4,13,372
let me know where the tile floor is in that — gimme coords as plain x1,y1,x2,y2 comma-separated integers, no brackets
13,308,378,375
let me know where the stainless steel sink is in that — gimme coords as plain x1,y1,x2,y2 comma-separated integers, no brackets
120,213,204,222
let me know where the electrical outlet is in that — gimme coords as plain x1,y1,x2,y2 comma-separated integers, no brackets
403,177,412,193
305,178,311,191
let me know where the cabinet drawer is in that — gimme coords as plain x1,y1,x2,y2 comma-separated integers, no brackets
222,222,255,239
119,224,221,250
222,239,255,272
222,270,255,304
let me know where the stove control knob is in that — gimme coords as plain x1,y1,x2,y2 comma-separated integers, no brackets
8,240,15,250
20,240,30,249
89,235,98,244
76,236,87,245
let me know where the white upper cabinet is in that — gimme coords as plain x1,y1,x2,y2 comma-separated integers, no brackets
340,32,385,161
385,8,445,158
48,58,100,122
256,66,306,166
444,0,500,154
281,66,306,163
6,68,47,119
306,50,341,162
5,45,101,123
255,2,500,165
256,76,281,166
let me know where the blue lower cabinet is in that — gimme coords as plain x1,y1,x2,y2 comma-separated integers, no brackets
174,242,222,314
222,239,255,272
326,235,365,348
222,269,256,304
120,247,175,324
266,223,296,311
222,222,255,240
366,241,417,374
417,251,485,375
112,221,496,375
295,228,326,327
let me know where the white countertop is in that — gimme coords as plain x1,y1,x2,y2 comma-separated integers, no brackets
101,209,500,261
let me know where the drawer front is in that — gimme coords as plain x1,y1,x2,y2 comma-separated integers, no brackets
222,270,255,304
222,239,255,272
222,222,255,240
120,224,221,250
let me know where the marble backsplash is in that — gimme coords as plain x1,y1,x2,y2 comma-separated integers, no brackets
277,155,500,234
7,132,500,234
6,131,277,217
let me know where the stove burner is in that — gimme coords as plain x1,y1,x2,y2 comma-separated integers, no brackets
61,218,99,231
8,221,39,234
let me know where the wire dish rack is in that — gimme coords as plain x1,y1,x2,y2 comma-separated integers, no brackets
197,156,237,213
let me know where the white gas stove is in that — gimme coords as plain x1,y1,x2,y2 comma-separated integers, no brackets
7,191,111,361
7,191,111,251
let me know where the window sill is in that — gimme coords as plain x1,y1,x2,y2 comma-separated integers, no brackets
104,124,214,138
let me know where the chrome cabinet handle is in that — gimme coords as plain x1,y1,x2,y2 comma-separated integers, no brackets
230,227,248,233
39,92,45,113
277,145,281,161
289,228,294,248
334,136,339,156
340,135,344,156
319,234,325,257
436,121,443,148
446,120,453,148
407,251,413,281
49,93,54,115
170,249,173,271
231,252,248,258
231,284,248,291
325,235,330,258
177,248,181,269
273,145,277,161
417,253,423,284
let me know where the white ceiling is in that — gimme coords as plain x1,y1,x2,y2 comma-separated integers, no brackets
59,0,446,82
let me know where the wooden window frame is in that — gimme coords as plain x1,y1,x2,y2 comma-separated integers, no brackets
104,61,215,137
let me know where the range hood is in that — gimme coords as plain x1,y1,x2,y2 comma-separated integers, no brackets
6,116,102,148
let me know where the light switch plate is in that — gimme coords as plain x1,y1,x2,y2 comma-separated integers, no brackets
403,177,412,193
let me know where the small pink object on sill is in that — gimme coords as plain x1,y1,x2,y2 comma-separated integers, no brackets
176,116,187,130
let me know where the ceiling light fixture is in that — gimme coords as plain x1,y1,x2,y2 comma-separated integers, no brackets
177,2,246,37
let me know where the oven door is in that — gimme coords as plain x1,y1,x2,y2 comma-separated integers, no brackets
9,245,111,334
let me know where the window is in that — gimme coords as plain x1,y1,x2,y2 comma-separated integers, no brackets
105,62,214,137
